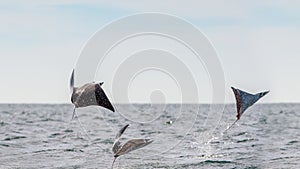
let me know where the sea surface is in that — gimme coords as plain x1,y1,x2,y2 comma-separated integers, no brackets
0,104,299,169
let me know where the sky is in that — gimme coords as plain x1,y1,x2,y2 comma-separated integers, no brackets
0,0,300,104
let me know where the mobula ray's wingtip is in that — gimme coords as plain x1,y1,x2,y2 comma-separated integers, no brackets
94,83,116,113
71,69,74,80
70,69,75,93
109,100,116,112
263,90,270,95
122,124,130,132
106,104,115,113
104,104,115,112
115,124,130,139
231,86,239,94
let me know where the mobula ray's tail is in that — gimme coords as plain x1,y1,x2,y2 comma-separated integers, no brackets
71,107,76,120
111,157,117,169
224,119,239,132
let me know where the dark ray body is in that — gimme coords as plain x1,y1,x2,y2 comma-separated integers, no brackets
70,69,114,119
227,87,269,130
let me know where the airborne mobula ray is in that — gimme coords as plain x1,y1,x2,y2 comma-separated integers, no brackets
111,124,153,169
69,69,115,119
226,87,269,130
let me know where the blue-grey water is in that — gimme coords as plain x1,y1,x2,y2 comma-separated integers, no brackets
0,104,299,169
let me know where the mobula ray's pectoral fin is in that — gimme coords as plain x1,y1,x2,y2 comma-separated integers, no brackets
95,83,115,112
70,69,75,95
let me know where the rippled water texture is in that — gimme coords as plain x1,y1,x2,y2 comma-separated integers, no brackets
0,104,299,168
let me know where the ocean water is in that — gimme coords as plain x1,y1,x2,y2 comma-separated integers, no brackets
0,104,299,169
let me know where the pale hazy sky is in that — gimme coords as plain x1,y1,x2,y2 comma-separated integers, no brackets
1,0,299,103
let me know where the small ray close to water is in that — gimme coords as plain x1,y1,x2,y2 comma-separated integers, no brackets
111,124,153,169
